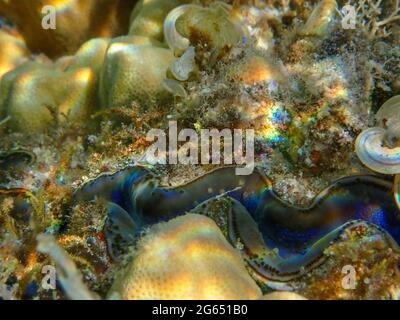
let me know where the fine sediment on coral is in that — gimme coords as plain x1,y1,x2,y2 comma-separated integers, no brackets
108,214,262,300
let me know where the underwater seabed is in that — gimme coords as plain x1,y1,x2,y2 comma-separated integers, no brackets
1,0,400,300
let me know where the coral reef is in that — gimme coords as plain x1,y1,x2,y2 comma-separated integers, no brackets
0,0,400,301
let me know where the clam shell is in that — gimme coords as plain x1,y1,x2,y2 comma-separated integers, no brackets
300,0,338,37
174,6,242,52
355,127,400,174
383,121,400,148
75,164,400,287
164,4,200,54
170,46,196,81
163,79,187,98
376,95,400,128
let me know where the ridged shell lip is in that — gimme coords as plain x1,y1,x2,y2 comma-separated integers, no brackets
356,127,400,175
164,5,200,54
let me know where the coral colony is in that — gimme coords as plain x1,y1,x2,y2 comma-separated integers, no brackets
0,0,400,300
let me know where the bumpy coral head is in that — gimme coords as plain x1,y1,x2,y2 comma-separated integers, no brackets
0,0,135,58
108,214,262,300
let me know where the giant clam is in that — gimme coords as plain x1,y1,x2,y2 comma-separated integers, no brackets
74,165,400,289
356,96,400,174
0,148,35,172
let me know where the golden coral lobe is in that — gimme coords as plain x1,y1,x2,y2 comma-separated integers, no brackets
108,214,262,300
